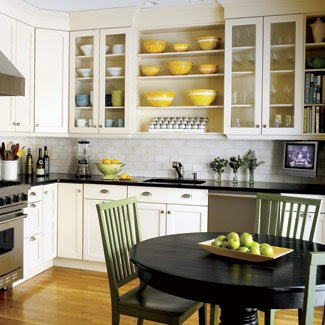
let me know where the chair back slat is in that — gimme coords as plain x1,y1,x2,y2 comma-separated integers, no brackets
255,193,322,242
96,197,141,301
293,203,302,238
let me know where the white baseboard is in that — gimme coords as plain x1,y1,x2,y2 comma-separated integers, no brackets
54,258,107,272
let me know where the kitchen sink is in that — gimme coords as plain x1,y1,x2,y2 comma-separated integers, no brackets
144,178,206,185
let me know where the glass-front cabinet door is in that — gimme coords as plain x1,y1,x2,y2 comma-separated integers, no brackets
224,17,263,135
69,30,100,133
262,15,303,135
99,28,132,133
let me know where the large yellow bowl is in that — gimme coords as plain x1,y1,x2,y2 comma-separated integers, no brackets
96,163,125,180
145,91,175,107
172,43,189,52
198,64,219,74
143,40,167,53
141,66,160,76
168,61,192,75
186,89,217,106
196,36,221,50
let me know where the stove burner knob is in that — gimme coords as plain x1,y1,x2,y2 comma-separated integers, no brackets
13,194,19,203
5,196,12,205
21,193,28,201
0,198,4,206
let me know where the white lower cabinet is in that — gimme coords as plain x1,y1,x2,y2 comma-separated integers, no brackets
24,234,42,271
58,183,83,259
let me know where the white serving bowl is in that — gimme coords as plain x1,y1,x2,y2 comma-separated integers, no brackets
80,44,94,56
77,68,92,78
112,44,125,54
107,67,123,76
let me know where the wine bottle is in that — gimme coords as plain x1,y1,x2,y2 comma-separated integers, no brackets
44,146,50,176
25,148,33,176
36,148,45,177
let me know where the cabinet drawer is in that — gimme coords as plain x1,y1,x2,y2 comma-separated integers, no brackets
24,233,42,272
84,184,127,200
128,186,208,206
24,201,43,238
28,186,43,203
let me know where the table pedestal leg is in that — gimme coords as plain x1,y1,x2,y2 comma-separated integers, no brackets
219,306,258,325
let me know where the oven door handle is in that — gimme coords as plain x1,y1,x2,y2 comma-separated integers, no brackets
0,213,27,225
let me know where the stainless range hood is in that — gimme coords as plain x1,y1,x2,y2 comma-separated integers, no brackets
0,51,24,96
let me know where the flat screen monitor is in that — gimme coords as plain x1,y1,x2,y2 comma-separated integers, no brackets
283,141,318,178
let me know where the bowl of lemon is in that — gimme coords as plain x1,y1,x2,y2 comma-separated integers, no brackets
96,158,125,180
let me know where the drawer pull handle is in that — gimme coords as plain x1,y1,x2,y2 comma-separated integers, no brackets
44,191,48,195
77,189,81,193
141,192,152,197
29,192,36,196
100,189,110,194
30,236,36,242
167,211,171,215
30,203,36,208
181,194,192,199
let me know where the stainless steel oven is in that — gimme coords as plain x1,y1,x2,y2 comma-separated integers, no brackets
0,182,30,289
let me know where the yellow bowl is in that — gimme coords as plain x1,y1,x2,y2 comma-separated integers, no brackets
141,66,160,76
168,61,192,75
96,163,125,180
145,91,175,107
143,40,167,53
172,43,189,52
186,89,217,106
196,36,221,50
198,64,219,74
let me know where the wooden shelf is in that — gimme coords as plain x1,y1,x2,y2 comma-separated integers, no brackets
304,103,325,106
231,104,254,108
75,77,93,81
75,106,93,109
305,42,325,50
138,73,224,81
305,68,325,72
105,54,125,58
270,69,294,75
270,44,295,49
232,71,255,76
105,106,124,110
75,55,93,59
232,46,255,51
138,49,224,59
138,105,223,109
269,104,294,107
105,76,125,80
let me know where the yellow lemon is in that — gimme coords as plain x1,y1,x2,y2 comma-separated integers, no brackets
102,159,111,164
111,159,119,164
120,173,128,180
17,149,24,158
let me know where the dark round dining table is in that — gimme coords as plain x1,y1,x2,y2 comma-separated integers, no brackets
129,232,325,325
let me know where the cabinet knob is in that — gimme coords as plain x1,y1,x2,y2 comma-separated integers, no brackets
44,191,48,195
35,124,40,127
141,192,152,197
100,189,110,194
99,125,103,128
30,236,36,242
160,210,164,214
13,122,16,126
167,211,171,214
256,124,260,128
93,125,97,128
181,194,192,199
30,203,36,208
29,192,36,196
263,124,267,128
77,189,81,193
16,122,20,126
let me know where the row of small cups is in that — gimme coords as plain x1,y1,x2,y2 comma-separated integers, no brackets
153,117,208,123
149,117,208,130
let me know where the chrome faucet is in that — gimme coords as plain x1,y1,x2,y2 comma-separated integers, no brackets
172,161,184,179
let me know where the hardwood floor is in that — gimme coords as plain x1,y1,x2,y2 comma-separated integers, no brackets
0,267,322,324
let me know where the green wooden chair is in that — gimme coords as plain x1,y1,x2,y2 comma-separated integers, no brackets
255,193,322,325
302,251,325,325
96,197,207,325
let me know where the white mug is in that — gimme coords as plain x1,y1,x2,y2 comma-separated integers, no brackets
112,44,125,54
76,119,87,127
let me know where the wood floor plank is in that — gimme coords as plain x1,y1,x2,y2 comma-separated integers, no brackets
0,267,322,324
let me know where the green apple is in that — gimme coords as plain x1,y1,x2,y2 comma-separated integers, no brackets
250,241,260,250
215,235,227,242
238,246,249,253
261,245,274,257
227,232,240,242
211,239,223,247
260,243,271,249
221,240,229,249
240,233,253,248
228,238,240,250
249,246,261,255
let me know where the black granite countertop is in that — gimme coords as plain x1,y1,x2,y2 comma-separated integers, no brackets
17,173,325,195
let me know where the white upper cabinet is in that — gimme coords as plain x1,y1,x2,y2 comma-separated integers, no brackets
224,15,304,136
35,29,69,133
0,13,16,132
15,21,34,132
262,15,303,135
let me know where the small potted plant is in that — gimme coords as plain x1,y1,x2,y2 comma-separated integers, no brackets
242,149,264,184
229,155,243,184
209,157,228,183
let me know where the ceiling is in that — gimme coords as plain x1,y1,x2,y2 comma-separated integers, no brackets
23,0,217,12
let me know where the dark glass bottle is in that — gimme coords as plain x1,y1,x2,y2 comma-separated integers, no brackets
25,148,33,176
44,146,50,176
36,148,45,177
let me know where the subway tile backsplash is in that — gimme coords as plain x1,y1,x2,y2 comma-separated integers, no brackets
2,137,325,184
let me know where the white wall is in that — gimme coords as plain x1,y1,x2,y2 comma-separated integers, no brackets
3,136,325,184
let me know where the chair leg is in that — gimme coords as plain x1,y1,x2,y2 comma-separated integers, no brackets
323,305,325,325
112,311,120,325
137,319,144,325
199,304,207,325
298,308,302,325
264,309,275,325
171,318,182,325
210,304,218,325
